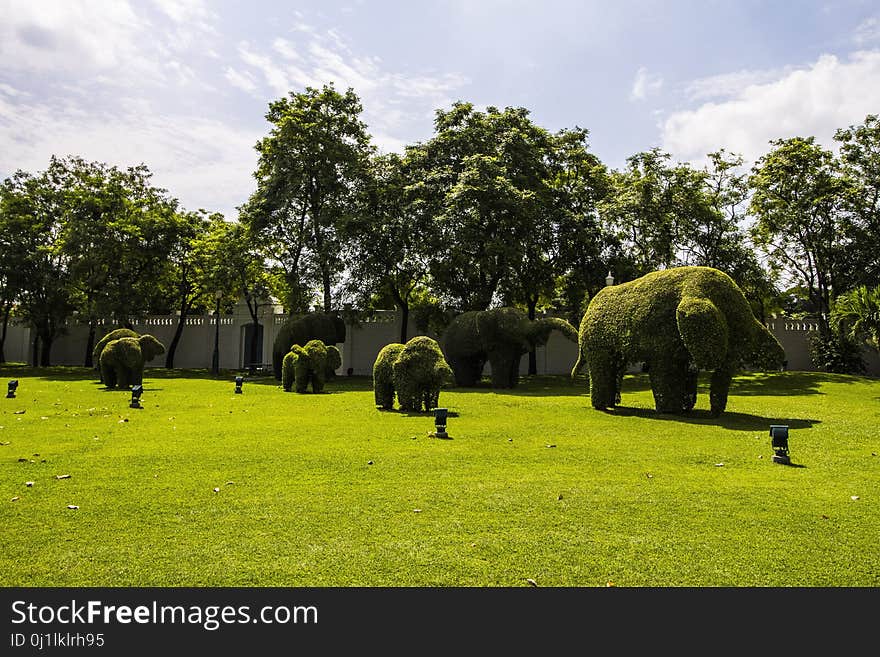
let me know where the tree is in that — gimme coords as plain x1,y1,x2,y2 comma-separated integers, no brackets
0,167,74,365
408,102,562,312
56,156,181,366
242,84,374,314
834,114,880,288
344,152,433,344
748,137,851,333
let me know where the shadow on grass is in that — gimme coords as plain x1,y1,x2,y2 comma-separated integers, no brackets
378,408,461,418
602,405,820,432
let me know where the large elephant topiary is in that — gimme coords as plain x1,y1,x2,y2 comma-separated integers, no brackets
282,339,331,393
99,335,166,389
272,312,346,381
373,336,453,412
442,307,578,388
93,328,139,381
571,266,786,416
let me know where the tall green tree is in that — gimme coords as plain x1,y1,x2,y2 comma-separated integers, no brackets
748,137,851,332
241,83,374,314
834,113,880,287
345,152,434,344
831,284,880,354
56,156,180,365
408,102,561,312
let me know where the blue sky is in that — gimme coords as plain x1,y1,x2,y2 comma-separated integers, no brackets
1,0,879,220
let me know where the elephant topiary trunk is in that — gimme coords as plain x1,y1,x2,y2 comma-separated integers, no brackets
442,307,577,388
373,336,453,412
571,266,786,416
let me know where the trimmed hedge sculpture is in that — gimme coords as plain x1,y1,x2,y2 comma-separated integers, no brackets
373,336,453,412
99,334,166,389
282,339,331,393
442,307,577,388
272,312,346,381
93,328,139,381
571,266,786,416
325,345,342,381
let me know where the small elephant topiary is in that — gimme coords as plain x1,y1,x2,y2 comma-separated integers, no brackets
325,345,342,381
571,266,786,416
272,312,346,381
282,339,331,393
93,328,139,381
442,307,577,388
373,336,453,412
99,334,166,389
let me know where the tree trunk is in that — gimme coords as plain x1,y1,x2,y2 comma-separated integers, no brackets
39,334,53,367
0,306,9,363
84,321,96,368
527,297,538,376
32,333,39,367
165,301,188,369
322,265,332,313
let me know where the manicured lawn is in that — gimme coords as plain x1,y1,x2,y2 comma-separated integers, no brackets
1,365,878,587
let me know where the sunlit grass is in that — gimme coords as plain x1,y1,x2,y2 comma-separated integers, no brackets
1,364,878,587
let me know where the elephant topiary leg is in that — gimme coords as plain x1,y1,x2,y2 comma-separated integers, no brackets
682,364,699,412
101,364,117,388
375,381,395,409
587,349,620,410
709,364,734,417
488,352,519,389
118,369,132,389
648,355,692,414
450,355,485,387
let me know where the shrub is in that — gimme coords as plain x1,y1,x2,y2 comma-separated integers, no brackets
282,339,329,393
372,337,452,411
572,266,785,416
99,334,166,389
93,328,139,379
808,331,867,375
272,313,346,380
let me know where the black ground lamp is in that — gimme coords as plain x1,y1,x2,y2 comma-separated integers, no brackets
235,376,243,394
130,384,144,409
433,407,449,439
770,424,790,465
7,380,17,398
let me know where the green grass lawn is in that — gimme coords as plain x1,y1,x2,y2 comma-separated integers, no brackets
1,364,878,587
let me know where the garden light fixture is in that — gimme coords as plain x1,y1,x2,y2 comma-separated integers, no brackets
130,384,144,409
7,380,17,398
605,271,615,286
235,376,243,394
770,425,790,465
433,407,449,439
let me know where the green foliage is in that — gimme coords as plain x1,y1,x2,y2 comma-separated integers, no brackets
99,334,166,388
241,83,374,313
93,328,139,368
831,284,880,352
443,307,577,388
284,339,329,393
808,331,867,375
372,343,405,409
372,336,452,412
325,345,342,380
749,136,851,332
574,266,785,416
272,312,346,380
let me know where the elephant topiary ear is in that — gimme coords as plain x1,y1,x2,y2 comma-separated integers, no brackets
676,296,728,370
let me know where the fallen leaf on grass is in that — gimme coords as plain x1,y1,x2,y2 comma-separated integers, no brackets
413,509,422,513
212,487,220,493
55,474,71,480
225,481,235,486
526,578,538,587
545,444,556,448
25,481,33,487
13,410,25,415
851,496,860,501
715,463,724,467
11,496,20,502
67,505,79,510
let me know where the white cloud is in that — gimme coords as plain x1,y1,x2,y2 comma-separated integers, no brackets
0,90,260,220
229,24,469,153
630,66,663,101
224,67,259,94
0,0,153,76
854,17,880,45
684,67,792,101
661,51,880,166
